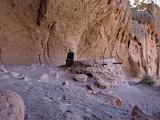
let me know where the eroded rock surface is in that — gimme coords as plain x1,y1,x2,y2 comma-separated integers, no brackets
0,0,159,78
130,3,160,78
0,90,25,120
0,0,130,65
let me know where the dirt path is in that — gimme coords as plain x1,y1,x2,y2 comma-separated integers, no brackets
0,65,160,120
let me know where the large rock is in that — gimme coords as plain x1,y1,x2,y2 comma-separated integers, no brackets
0,90,25,120
98,91,122,109
131,106,149,120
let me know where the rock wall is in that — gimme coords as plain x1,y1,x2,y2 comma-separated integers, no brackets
130,3,160,77
0,0,131,65
0,0,159,77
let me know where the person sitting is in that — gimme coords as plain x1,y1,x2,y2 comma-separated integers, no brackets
66,49,74,67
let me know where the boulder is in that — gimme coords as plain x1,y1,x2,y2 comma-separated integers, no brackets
11,72,25,80
99,91,122,108
0,90,25,120
131,106,149,120
114,97,122,109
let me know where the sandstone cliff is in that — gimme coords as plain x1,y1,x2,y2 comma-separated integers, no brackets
0,0,159,77
130,3,160,77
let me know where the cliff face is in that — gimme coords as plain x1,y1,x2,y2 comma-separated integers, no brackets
130,3,160,77
0,0,159,77
0,0,131,64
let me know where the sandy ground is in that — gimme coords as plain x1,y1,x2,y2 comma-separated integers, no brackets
0,64,160,120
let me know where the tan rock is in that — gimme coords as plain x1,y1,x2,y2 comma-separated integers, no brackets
0,90,25,120
131,106,149,120
0,0,129,65
99,91,122,108
114,97,122,109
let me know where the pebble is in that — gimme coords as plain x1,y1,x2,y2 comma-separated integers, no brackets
39,74,49,81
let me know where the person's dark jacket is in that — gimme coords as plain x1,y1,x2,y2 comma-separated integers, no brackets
67,52,74,61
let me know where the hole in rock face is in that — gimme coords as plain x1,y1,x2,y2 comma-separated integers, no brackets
133,36,138,41
74,8,77,11
138,62,140,67
138,42,141,46
151,31,154,35
107,0,111,4
149,56,151,59
154,33,158,38
128,40,131,47
113,8,120,14
155,38,159,44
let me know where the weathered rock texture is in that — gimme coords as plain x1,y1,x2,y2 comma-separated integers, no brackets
130,3,160,77
0,90,25,120
0,0,159,77
0,0,130,65
70,59,127,87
